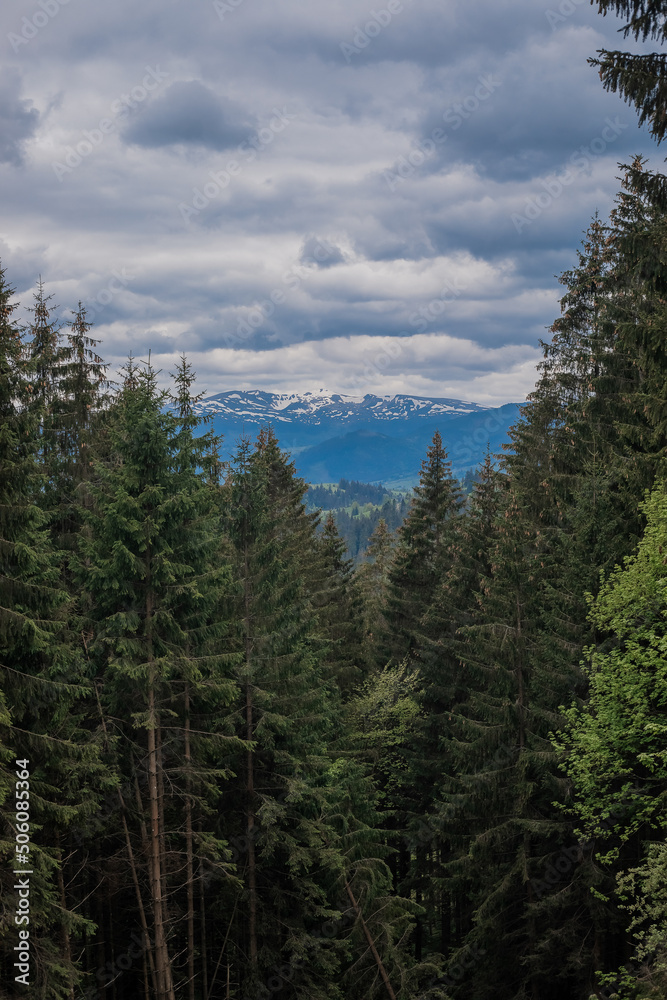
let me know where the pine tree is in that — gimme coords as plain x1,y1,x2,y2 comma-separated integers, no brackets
313,512,367,697
26,279,62,478
358,518,394,666
382,431,464,667
0,263,98,997
591,2,667,203
218,435,342,998
74,358,235,1000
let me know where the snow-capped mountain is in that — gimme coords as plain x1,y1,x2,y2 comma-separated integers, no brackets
193,389,520,487
197,389,488,426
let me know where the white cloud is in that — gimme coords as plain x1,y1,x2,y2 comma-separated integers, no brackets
0,0,657,407
142,332,541,405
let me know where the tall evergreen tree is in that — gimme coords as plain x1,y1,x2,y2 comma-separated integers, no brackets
427,476,600,1000
26,279,62,479
218,435,342,998
405,455,505,962
592,1,667,203
0,264,98,997
381,431,464,667
313,512,367,697
49,304,112,557
74,358,235,1000
358,518,394,666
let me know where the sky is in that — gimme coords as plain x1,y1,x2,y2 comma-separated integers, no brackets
0,0,661,405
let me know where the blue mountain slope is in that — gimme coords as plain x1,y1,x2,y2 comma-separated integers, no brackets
293,404,522,485
190,391,522,485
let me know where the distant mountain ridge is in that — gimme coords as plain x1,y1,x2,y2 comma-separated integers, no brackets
198,389,488,424
192,390,522,487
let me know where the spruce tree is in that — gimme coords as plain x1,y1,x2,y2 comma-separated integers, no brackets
313,512,367,697
358,518,394,666
217,436,347,998
26,279,62,479
407,455,505,961
428,477,599,1000
74,357,235,1000
592,2,667,204
0,263,98,997
382,431,464,667
49,303,112,555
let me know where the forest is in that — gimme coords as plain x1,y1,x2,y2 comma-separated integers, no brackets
3,2,667,998
305,481,410,564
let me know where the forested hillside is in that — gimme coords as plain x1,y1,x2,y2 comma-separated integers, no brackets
3,4,667,998
305,480,410,563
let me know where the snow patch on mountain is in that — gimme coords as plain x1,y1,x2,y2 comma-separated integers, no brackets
195,390,488,426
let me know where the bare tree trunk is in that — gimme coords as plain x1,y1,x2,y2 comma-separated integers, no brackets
148,688,169,999
134,777,152,864
55,835,75,999
345,880,397,1000
156,721,170,945
185,683,196,1000
119,794,158,996
109,884,117,1000
96,892,107,1000
244,541,258,974
94,677,158,997
146,577,175,1000
199,826,208,1000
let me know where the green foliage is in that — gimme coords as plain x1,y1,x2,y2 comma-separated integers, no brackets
382,430,464,665
559,485,667,846
5,82,667,995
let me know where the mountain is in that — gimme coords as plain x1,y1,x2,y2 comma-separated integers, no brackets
193,390,522,486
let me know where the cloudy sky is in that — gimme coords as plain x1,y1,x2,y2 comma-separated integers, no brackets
0,0,660,404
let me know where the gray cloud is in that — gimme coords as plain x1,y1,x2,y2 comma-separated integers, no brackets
299,236,346,268
0,0,660,402
122,80,251,150
0,71,39,165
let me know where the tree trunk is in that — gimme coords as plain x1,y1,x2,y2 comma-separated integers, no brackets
345,880,397,1000
185,684,196,1000
199,826,209,1000
147,689,171,999
244,541,258,974
146,577,175,1000
119,793,158,996
56,835,75,999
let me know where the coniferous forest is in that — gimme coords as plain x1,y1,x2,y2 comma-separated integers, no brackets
4,2,667,999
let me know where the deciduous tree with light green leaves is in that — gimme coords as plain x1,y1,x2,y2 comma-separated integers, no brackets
558,482,667,999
